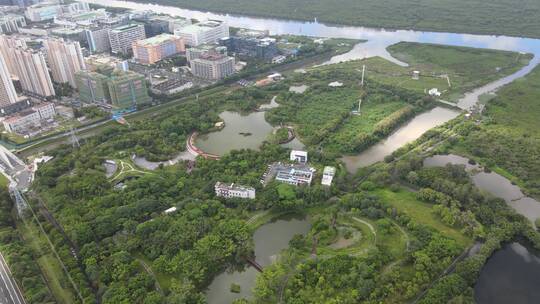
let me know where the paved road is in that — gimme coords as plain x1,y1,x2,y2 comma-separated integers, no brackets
0,253,26,304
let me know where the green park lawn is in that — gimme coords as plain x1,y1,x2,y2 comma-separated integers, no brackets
372,188,472,247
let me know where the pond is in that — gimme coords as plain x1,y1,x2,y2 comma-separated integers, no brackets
423,154,540,223
205,214,311,304
475,243,540,304
194,111,274,156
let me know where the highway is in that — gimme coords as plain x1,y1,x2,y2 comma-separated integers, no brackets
0,253,26,304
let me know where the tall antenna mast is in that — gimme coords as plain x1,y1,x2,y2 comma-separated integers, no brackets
361,65,365,86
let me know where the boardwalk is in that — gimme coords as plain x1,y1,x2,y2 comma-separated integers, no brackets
246,258,264,272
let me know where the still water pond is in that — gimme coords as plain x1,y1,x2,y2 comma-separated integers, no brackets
205,214,311,304
475,243,540,304
195,111,274,156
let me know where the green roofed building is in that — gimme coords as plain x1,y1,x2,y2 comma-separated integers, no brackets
75,71,110,104
75,70,151,110
108,71,151,109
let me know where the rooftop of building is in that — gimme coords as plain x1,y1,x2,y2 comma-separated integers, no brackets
235,28,270,38
77,70,110,79
0,14,25,21
108,71,145,82
152,78,192,90
27,3,61,9
134,33,180,46
66,10,108,21
193,53,231,62
323,166,336,175
215,182,255,191
151,15,189,22
51,27,84,34
178,20,225,34
111,22,143,32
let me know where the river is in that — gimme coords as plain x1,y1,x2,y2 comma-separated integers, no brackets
205,214,310,304
423,154,540,223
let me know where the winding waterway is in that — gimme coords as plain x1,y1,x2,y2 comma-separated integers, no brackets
84,0,540,171
423,154,540,223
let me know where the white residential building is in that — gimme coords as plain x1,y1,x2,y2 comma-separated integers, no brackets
191,53,235,80
108,23,146,55
174,20,229,46
321,166,336,186
0,14,26,34
272,163,314,186
215,182,256,199
84,27,111,53
290,150,308,163
2,102,55,133
25,4,63,22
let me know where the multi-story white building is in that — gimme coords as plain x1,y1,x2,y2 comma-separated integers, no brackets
3,109,41,133
25,3,63,22
215,182,256,199
174,20,229,46
191,53,235,80
0,14,26,34
290,150,308,163
43,38,86,88
32,102,56,119
108,23,146,55
61,2,90,14
2,102,55,133
151,15,191,33
321,166,336,186
270,163,315,186
84,27,111,53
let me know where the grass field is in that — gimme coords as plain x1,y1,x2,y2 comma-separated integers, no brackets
0,174,8,189
332,43,532,103
372,188,471,247
388,42,533,100
135,0,540,39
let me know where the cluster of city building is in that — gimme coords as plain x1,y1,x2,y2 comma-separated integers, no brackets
0,0,303,137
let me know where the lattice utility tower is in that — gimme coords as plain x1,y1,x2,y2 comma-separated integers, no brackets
69,127,80,148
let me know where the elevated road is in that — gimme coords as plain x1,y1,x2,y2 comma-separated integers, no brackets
0,253,26,304
0,146,30,304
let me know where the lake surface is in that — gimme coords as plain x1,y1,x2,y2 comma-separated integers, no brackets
205,214,311,304
475,243,540,304
423,154,540,223
195,111,274,156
